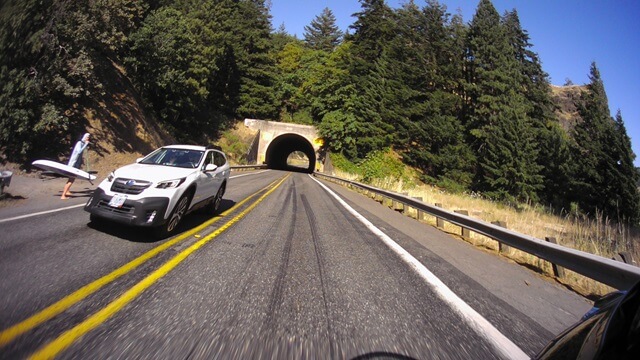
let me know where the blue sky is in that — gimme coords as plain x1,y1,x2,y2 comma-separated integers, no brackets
270,0,640,165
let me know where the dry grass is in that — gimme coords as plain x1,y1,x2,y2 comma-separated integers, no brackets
340,173,638,297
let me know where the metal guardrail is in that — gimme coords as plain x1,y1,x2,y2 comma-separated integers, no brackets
314,172,640,290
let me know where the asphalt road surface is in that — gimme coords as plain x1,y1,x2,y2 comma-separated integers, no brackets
0,170,592,359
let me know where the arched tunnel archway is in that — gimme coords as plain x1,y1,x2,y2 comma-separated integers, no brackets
265,133,316,173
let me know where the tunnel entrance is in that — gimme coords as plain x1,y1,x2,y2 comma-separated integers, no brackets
265,133,316,173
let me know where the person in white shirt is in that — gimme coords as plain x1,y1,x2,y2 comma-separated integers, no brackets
61,133,90,199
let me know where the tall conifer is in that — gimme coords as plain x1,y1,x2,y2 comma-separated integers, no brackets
344,0,396,158
233,0,278,120
569,62,639,222
464,0,542,202
303,8,343,51
611,111,640,223
502,9,568,208
384,0,473,190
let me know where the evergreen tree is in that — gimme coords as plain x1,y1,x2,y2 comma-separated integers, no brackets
304,42,355,120
0,0,53,162
448,10,469,107
0,0,148,163
569,62,639,222
502,10,554,127
310,41,361,159
502,9,567,207
349,0,395,73
273,40,311,122
233,0,278,120
611,110,640,223
272,23,297,52
464,0,542,202
344,0,396,159
128,7,207,139
384,0,473,191
537,122,573,211
303,7,343,51
570,64,607,215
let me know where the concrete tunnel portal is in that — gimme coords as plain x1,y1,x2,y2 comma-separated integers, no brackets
244,119,324,173
264,133,316,173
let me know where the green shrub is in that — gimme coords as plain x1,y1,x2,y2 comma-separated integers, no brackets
218,130,249,164
358,149,410,185
329,152,360,175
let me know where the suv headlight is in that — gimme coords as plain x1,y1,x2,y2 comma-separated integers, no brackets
156,178,185,189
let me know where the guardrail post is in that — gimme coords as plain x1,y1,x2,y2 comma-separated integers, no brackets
415,197,425,221
435,204,444,229
401,193,409,214
623,251,636,265
492,221,510,254
384,196,393,209
455,210,470,239
545,237,565,278
613,251,636,266
392,198,403,212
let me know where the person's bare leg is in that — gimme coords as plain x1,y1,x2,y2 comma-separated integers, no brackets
61,179,73,199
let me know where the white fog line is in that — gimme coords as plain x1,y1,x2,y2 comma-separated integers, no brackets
309,175,529,360
0,204,85,224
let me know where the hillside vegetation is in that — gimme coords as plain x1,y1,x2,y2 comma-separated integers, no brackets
1,0,638,227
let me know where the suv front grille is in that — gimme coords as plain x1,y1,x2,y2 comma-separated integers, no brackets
111,178,152,195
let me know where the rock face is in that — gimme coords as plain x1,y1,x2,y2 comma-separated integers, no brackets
550,84,586,133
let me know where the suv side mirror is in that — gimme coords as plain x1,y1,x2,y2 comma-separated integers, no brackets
204,164,218,172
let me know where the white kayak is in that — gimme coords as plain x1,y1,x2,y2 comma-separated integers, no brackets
32,159,97,181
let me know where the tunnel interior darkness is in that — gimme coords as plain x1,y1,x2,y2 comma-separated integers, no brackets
265,134,316,173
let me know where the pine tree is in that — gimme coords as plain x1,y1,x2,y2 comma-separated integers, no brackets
344,0,396,159
273,40,312,122
272,23,298,52
0,0,148,162
569,62,639,222
303,7,343,52
502,9,567,207
537,122,573,210
233,0,278,120
309,41,361,158
383,0,473,191
349,0,395,72
611,110,640,223
464,0,542,202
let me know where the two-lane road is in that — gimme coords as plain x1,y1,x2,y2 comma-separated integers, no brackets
0,170,591,359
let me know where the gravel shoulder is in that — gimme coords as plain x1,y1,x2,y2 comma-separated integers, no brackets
0,173,98,218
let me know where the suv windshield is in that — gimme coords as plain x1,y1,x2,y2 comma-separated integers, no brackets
140,148,204,169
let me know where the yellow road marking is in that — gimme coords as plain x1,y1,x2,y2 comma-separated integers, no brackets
0,177,284,348
30,174,288,359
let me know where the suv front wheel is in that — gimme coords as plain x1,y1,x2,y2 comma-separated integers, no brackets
208,182,226,215
154,192,190,238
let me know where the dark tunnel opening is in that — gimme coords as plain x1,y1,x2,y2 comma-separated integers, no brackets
264,134,316,173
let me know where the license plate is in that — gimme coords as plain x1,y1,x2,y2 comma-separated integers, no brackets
108,194,127,208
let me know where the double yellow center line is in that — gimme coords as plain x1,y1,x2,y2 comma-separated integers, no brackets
1,175,288,359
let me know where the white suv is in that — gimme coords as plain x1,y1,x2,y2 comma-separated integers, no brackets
85,145,230,237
